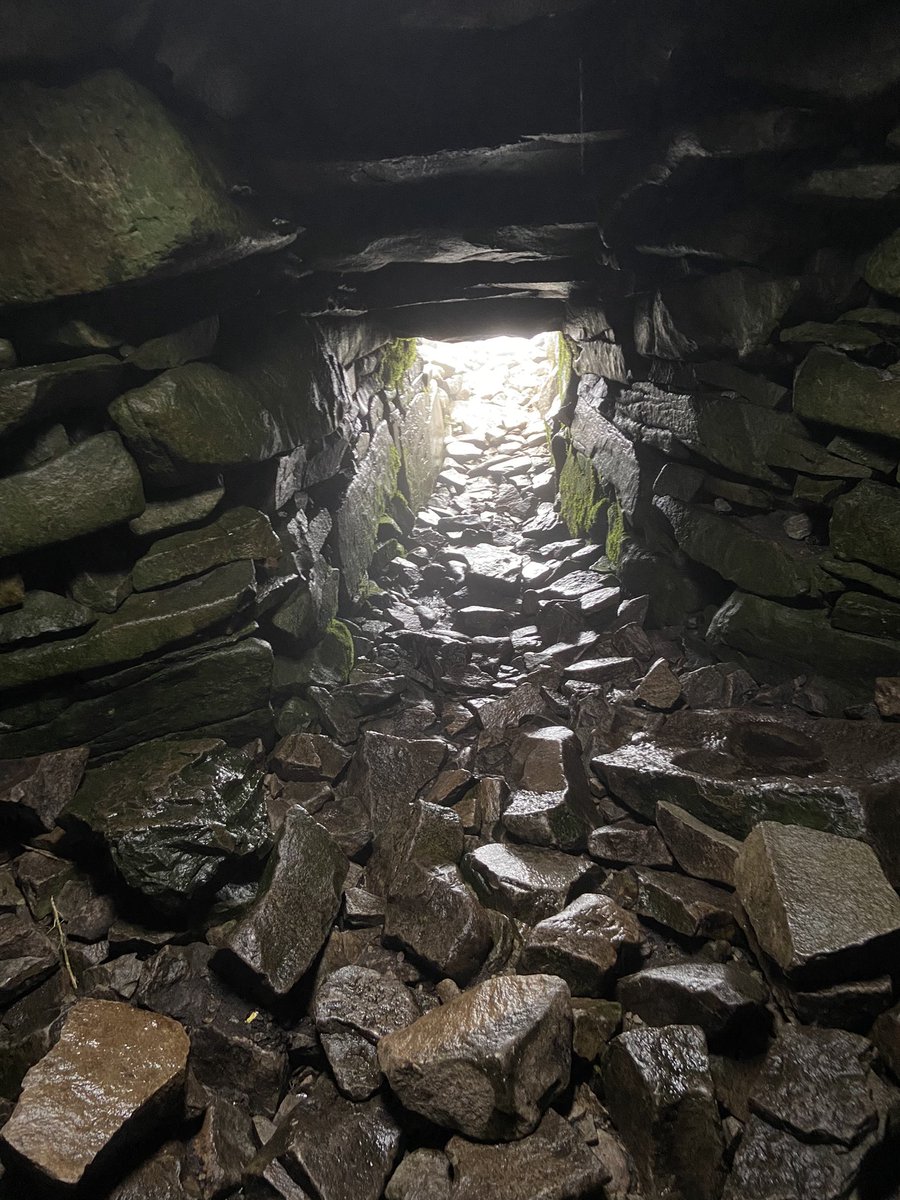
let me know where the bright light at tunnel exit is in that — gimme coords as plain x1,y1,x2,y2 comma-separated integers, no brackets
418,332,559,436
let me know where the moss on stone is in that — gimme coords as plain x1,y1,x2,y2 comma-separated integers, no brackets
324,618,355,679
553,332,574,403
606,501,627,568
379,338,418,392
559,446,606,539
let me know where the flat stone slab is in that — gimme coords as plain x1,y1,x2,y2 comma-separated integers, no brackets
221,807,347,996
462,842,601,923
734,822,900,986
593,707,900,884
1,999,189,1189
379,974,571,1142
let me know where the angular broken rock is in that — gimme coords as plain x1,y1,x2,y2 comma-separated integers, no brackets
655,801,742,886
445,1109,608,1200
313,965,420,1099
616,962,770,1050
749,1024,893,1147
607,866,739,941
384,863,494,984
1,999,189,1189
734,822,900,985
504,724,595,850
517,893,642,997
386,1148,452,1200
378,974,572,1141
603,1025,725,1200
0,746,88,833
588,819,674,867
634,657,682,710
0,912,58,1003
270,732,350,782
723,1114,871,1200
221,807,347,996
254,1074,402,1200
462,842,601,924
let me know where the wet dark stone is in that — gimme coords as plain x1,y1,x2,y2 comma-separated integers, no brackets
603,1025,725,1200
182,1095,257,1199
0,999,189,1190
593,709,900,886
617,962,770,1051
136,942,288,1117
462,842,602,924
445,1109,608,1200
384,862,494,984
220,807,347,997
749,1024,893,1147
734,822,900,986
313,964,420,1099
606,866,739,941
62,738,269,918
517,893,641,997
0,746,88,833
378,974,572,1141
722,1115,872,1200
253,1074,403,1200
0,912,57,1003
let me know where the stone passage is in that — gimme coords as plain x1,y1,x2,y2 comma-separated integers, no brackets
3,398,900,1198
4,2,900,1197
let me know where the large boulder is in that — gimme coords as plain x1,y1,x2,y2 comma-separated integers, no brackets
61,739,268,916
378,974,572,1141
0,68,287,305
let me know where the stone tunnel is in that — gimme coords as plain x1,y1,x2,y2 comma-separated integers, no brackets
2,1,900,1196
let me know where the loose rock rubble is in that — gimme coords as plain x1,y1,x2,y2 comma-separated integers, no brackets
2,402,900,1199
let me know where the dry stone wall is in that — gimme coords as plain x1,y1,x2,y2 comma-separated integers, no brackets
0,70,445,761
557,90,900,709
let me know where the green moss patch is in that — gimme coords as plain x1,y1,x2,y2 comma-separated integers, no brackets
559,447,607,539
379,338,418,391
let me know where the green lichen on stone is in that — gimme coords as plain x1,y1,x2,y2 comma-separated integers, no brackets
379,339,418,392
326,619,356,677
606,501,627,568
552,332,574,402
559,447,606,538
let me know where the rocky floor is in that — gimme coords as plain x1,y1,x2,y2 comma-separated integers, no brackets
2,400,900,1200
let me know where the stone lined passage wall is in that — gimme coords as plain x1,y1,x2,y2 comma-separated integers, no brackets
555,96,900,710
0,69,445,759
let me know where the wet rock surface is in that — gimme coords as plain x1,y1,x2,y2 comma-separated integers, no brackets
1,401,899,1199
0,999,189,1188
